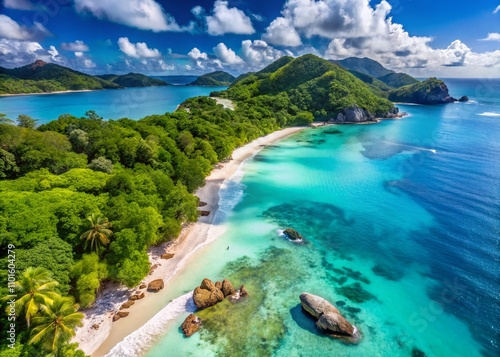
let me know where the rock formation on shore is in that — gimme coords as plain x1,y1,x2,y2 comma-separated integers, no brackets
147,279,164,292
388,78,464,104
300,292,360,342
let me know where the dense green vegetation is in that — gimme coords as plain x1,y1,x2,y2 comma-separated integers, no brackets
0,61,119,94
388,78,453,104
96,73,168,87
333,57,419,97
217,54,395,120
188,71,236,86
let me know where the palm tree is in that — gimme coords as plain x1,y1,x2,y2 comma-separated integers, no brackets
11,267,59,327
29,295,84,354
80,213,113,254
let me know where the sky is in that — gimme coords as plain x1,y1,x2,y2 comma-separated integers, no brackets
0,0,499,77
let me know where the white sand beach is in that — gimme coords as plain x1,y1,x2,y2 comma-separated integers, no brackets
73,125,311,356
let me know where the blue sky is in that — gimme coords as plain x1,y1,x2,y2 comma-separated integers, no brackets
0,0,499,77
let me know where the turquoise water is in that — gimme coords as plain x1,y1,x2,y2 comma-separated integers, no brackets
114,78,499,357
0,83,224,123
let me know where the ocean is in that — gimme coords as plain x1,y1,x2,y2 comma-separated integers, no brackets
106,78,499,357
0,78,222,124
2,77,498,356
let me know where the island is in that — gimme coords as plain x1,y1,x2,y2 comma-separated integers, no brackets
0,54,466,356
0,61,169,95
187,71,236,86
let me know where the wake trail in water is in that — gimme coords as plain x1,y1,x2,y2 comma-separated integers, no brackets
382,141,437,154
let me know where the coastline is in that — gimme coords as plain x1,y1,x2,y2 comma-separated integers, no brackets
0,89,99,97
74,125,311,357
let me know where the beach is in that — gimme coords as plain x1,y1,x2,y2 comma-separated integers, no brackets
73,125,310,356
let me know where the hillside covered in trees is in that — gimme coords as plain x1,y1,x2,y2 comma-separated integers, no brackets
96,73,168,87
214,54,397,122
188,71,236,86
0,61,168,95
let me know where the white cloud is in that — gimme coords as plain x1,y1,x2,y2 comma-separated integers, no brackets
261,0,500,75
187,40,291,73
117,37,161,59
213,43,244,65
3,0,37,10
0,14,51,41
494,5,500,14
206,0,255,35
263,17,302,47
61,40,89,52
0,39,65,67
74,0,182,32
240,40,289,67
479,33,500,41
188,47,208,61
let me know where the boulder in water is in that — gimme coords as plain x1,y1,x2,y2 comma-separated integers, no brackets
299,292,360,341
283,228,304,241
181,314,202,337
193,278,225,308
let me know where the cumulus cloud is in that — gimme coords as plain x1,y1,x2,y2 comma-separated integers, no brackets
494,5,500,14
213,43,244,65
0,15,51,41
3,0,37,10
479,33,500,41
206,0,255,35
262,17,302,47
261,0,500,74
74,0,182,32
117,37,161,59
61,40,89,52
187,40,291,73
0,39,66,67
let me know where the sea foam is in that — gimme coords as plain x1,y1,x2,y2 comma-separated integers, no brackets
105,292,196,357
478,112,500,117
105,156,251,356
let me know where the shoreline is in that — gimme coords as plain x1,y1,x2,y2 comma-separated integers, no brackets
74,125,312,357
0,89,99,97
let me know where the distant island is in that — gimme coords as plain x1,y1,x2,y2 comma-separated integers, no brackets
95,73,168,88
0,60,169,95
187,71,236,86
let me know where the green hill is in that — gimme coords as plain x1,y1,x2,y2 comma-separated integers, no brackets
0,60,120,94
388,78,456,104
333,57,394,78
213,54,397,123
332,57,419,95
188,71,236,86
96,73,168,87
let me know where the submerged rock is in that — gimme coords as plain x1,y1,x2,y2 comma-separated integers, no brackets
181,314,202,337
283,228,304,243
299,292,360,342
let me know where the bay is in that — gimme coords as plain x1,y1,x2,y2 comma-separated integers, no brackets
0,82,225,124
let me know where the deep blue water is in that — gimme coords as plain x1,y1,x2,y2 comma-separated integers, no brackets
138,78,499,357
0,82,224,124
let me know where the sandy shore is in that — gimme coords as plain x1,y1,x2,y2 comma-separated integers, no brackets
73,125,310,356
0,89,97,97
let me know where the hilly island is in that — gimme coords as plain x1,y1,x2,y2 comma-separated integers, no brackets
0,54,481,357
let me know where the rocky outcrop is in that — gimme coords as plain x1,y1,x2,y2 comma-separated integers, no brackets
222,279,236,297
299,293,359,341
181,314,202,337
130,292,145,300
458,95,469,102
283,228,304,242
147,279,164,292
113,311,129,321
193,278,225,308
332,105,376,123
199,210,210,216
120,300,135,309
161,253,174,260
388,78,457,104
